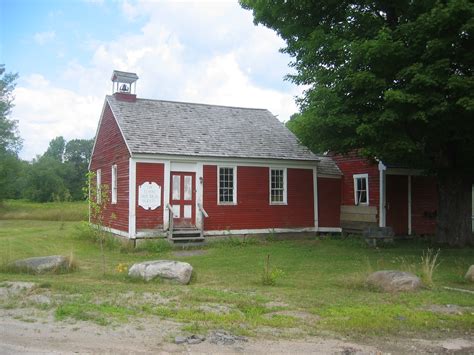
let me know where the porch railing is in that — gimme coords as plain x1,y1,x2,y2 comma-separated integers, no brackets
166,203,175,239
197,203,209,238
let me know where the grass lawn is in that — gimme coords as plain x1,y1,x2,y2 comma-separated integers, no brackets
0,216,473,340
0,199,88,221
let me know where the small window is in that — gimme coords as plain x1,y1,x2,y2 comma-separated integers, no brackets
96,169,102,204
111,164,117,204
270,168,287,204
353,174,369,205
218,166,237,204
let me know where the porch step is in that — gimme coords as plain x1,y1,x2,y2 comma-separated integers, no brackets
169,228,205,244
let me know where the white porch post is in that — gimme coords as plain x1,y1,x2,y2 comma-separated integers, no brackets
163,160,171,230
378,161,386,227
128,158,136,239
196,162,204,229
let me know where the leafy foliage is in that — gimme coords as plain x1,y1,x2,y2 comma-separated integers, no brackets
242,0,474,245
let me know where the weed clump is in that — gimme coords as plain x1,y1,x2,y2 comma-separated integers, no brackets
420,248,440,288
261,254,285,286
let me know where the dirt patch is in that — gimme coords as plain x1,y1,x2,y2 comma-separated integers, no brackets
423,304,474,315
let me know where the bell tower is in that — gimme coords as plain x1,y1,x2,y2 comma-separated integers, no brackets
111,70,139,101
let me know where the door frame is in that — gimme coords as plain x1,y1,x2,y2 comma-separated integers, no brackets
170,171,196,228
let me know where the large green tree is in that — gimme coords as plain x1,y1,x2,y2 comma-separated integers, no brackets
0,65,22,201
241,0,474,246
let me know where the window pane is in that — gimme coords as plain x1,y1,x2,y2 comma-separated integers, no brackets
219,167,234,203
172,175,181,200
184,176,192,200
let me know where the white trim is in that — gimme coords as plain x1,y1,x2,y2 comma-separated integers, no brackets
128,158,136,239
269,167,287,205
313,166,319,229
317,227,342,233
353,173,369,206
204,227,317,236
378,161,386,227
170,162,197,173
408,175,412,235
91,224,129,238
111,164,117,204
163,160,171,230
132,153,319,168
217,165,237,205
196,162,204,229
385,168,423,176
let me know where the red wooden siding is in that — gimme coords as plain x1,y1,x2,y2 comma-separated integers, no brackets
411,176,438,235
136,163,165,230
89,103,130,232
203,166,314,230
331,153,380,208
317,177,341,228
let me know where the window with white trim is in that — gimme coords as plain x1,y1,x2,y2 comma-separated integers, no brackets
96,169,102,204
353,174,369,205
218,166,237,204
270,168,287,204
111,164,117,204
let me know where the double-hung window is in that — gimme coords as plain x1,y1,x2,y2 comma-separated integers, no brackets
111,164,117,204
270,168,287,204
96,169,102,204
218,166,237,204
353,174,369,205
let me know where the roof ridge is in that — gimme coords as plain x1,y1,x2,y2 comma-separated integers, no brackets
106,95,269,112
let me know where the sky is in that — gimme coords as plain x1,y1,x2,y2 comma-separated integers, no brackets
1,0,302,160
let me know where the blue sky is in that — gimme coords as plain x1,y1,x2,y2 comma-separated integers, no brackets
1,0,300,160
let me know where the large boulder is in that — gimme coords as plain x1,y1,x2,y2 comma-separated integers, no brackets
128,260,193,285
11,255,71,274
465,265,474,282
367,270,422,292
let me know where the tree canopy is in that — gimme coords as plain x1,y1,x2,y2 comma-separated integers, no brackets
241,0,474,245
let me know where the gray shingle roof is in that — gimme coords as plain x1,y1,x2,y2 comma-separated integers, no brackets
106,95,341,176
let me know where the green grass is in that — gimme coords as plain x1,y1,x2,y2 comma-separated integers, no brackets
0,217,473,338
0,200,88,221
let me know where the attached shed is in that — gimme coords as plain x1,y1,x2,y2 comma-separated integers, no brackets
89,71,342,241
331,152,439,236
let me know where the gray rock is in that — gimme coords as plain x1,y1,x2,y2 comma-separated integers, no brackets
367,270,422,292
465,265,474,282
174,336,187,344
128,260,193,284
186,335,205,345
11,255,71,274
208,330,247,346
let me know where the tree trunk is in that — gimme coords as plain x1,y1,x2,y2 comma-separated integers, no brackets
436,172,472,247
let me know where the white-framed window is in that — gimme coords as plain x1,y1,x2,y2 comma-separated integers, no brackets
218,166,237,204
270,168,287,204
111,164,117,204
96,169,102,204
353,173,369,205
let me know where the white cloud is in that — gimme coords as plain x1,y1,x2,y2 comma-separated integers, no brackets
33,31,56,45
13,1,302,160
13,74,102,160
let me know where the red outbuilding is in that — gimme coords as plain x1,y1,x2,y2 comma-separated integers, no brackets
89,71,342,241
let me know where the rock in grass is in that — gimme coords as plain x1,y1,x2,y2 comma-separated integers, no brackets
128,260,193,284
465,265,474,282
367,270,422,292
11,255,73,274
